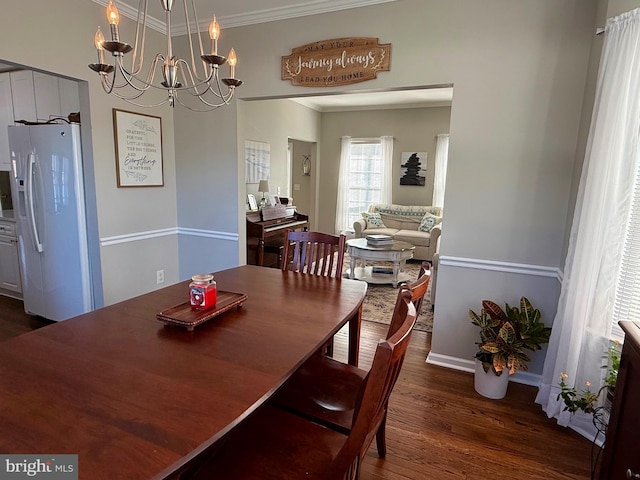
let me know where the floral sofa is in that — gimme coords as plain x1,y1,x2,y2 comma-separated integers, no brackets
352,203,443,261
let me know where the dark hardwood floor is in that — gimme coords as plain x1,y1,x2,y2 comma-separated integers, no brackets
333,322,594,480
0,296,594,479
0,295,53,342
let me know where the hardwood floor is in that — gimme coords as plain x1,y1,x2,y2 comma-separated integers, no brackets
332,322,595,480
0,297,594,479
0,295,53,342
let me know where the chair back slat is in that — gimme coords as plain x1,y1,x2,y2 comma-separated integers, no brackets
283,231,345,278
325,291,416,479
387,268,430,338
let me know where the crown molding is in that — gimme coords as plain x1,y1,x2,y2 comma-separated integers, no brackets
92,0,397,36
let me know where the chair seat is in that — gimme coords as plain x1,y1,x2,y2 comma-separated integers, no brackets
272,354,367,435
186,404,348,480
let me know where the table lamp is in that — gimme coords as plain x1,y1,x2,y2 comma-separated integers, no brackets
258,180,270,207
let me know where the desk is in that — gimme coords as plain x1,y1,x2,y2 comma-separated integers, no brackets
0,266,365,479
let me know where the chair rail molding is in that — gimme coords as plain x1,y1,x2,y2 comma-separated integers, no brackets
439,255,563,283
100,227,238,247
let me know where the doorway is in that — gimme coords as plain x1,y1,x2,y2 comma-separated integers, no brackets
289,139,316,227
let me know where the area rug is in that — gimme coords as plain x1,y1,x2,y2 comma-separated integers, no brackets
343,255,433,333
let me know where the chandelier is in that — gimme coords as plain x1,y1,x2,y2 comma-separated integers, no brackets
89,0,242,110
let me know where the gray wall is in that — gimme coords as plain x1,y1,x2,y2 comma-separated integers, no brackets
318,106,451,234
172,0,598,382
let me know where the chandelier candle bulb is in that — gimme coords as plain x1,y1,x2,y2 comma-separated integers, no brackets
94,27,106,64
228,48,237,78
209,15,219,55
106,0,120,42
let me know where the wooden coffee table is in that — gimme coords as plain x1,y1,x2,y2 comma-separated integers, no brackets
346,238,415,287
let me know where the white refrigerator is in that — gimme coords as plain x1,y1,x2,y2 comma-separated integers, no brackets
8,123,93,321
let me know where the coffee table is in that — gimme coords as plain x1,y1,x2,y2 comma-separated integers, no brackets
346,238,415,287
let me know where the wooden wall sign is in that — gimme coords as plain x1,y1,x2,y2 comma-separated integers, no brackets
281,37,391,87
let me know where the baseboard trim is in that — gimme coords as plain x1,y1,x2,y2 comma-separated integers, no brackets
439,255,562,282
100,227,238,247
425,352,541,387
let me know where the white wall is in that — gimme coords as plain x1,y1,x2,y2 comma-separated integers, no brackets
0,0,179,306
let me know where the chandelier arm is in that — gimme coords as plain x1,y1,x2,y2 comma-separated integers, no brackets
181,0,208,80
174,91,232,112
176,61,227,100
110,89,170,108
100,71,116,94
129,0,148,75
191,83,235,107
184,0,209,81
117,54,164,92
202,73,230,100
175,58,214,92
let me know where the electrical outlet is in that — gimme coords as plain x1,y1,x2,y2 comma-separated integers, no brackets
156,269,164,284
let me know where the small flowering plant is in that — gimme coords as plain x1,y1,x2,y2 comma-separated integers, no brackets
557,341,622,414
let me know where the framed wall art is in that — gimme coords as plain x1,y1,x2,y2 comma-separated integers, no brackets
245,140,270,184
400,151,427,186
113,109,164,187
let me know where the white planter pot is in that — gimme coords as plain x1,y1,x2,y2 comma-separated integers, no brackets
474,359,510,399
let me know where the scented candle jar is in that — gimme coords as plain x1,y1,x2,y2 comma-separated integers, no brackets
189,274,217,310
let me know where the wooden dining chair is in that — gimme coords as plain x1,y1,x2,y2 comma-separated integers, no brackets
282,230,346,356
178,297,417,480
270,271,430,460
282,231,346,278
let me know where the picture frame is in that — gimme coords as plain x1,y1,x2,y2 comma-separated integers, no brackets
399,151,427,186
245,140,270,184
247,193,258,211
268,194,279,206
113,109,164,187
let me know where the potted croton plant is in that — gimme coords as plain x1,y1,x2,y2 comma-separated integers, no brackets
469,297,551,399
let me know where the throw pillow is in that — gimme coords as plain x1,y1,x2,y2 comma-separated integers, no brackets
418,213,442,233
361,212,386,228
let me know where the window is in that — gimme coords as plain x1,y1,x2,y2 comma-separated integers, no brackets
335,136,393,233
611,165,640,340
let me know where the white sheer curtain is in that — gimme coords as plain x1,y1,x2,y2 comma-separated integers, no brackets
432,134,449,208
334,136,393,234
380,135,393,204
334,136,352,234
535,8,640,440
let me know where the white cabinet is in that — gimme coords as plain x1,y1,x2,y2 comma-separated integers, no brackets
9,71,78,124
59,78,80,115
0,221,21,295
9,70,36,123
34,72,62,121
0,74,14,171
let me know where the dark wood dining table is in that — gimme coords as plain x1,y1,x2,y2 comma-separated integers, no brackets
0,265,366,479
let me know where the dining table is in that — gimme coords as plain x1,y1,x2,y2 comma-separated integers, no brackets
0,265,367,479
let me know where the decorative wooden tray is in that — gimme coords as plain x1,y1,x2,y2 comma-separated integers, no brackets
157,291,248,331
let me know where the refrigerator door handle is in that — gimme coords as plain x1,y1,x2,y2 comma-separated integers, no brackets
26,153,44,253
